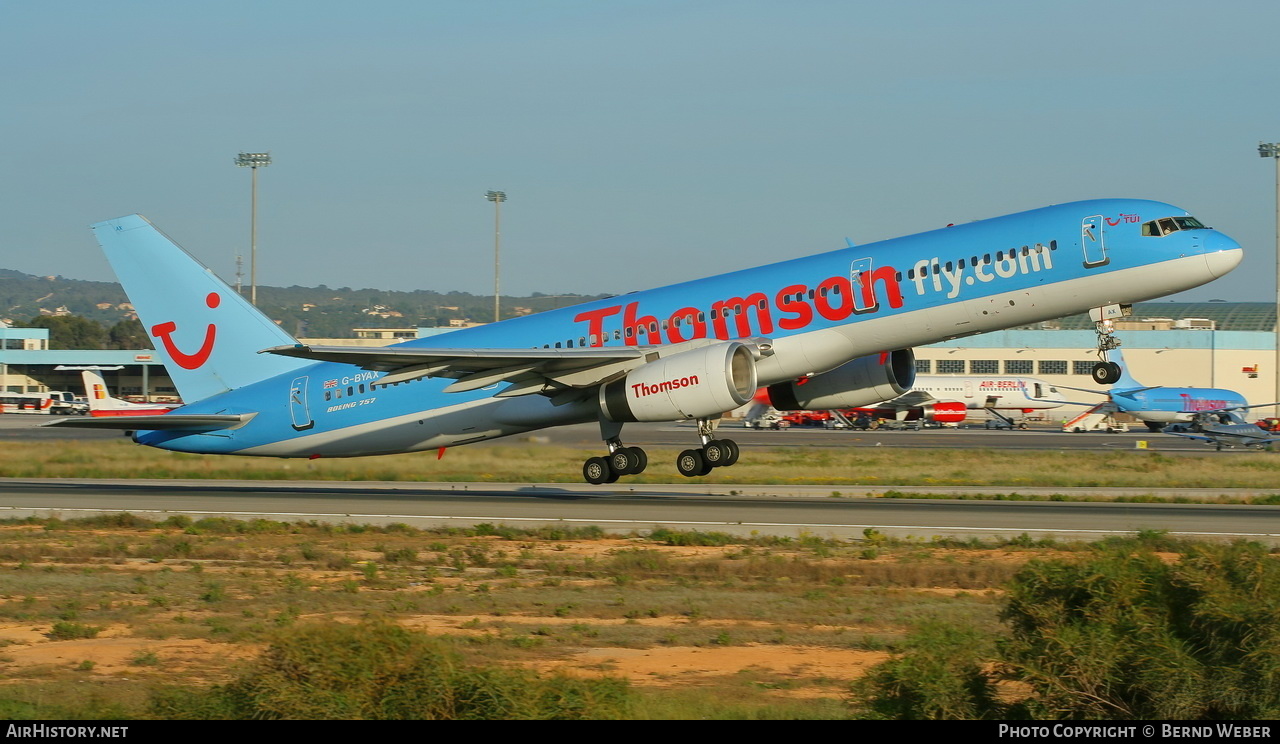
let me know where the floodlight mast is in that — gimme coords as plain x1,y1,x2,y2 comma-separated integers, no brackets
235,152,272,305
1259,142,1280,417
486,190,507,323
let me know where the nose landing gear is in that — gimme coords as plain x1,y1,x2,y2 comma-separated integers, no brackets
1089,304,1130,385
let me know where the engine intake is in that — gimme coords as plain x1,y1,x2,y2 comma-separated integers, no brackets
768,349,915,410
601,342,757,422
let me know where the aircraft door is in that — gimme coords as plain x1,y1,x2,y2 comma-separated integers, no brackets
850,257,875,312
963,380,974,398
289,376,314,431
1081,216,1109,268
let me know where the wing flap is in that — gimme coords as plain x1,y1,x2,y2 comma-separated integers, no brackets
261,344,647,372
261,338,758,398
260,343,659,395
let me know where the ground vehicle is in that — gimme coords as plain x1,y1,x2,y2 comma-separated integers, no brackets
0,391,86,415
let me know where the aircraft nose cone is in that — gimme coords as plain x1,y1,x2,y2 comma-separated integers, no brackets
1204,231,1244,279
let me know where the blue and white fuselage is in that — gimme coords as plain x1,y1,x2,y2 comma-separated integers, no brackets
1056,346,1251,429
54,198,1243,479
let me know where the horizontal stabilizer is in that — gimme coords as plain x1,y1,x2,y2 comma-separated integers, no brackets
42,414,254,431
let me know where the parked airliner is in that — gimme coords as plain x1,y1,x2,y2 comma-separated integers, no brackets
751,374,1065,426
857,374,1065,425
79,369,181,417
48,200,1242,483
1054,348,1252,432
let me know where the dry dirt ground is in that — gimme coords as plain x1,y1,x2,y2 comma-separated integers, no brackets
0,533,1028,706
0,616,889,699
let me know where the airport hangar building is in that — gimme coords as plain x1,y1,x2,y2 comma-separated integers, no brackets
1,302,1277,411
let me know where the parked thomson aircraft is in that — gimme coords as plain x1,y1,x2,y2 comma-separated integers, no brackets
1163,408,1280,450
1053,348,1252,432
48,201,1242,483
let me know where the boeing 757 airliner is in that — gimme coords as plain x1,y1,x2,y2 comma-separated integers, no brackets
49,200,1243,483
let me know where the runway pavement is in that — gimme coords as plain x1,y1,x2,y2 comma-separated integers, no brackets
4,413,1277,541
2,477,1278,543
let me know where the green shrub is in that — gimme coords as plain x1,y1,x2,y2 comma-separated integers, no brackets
47,622,102,640
149,621,630,720
1002,541,1280,720
647,528,736,546
851,621,999,720
854,540,1280,720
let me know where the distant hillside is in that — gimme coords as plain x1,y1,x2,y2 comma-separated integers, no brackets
0,269,607,338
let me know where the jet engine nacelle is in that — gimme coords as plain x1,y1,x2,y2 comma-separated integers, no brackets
924,400,967,423
600,342,757,422
767,349,915,411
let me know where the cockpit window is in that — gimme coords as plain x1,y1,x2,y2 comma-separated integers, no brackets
1141,215,1208,237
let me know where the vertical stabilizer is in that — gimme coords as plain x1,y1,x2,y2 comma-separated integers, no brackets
92,215,307,403
81,370,118,411
1107,348,1144,390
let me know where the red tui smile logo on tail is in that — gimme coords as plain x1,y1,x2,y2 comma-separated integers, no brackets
151,292,219,370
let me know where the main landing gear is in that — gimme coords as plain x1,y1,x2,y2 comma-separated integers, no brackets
582,418,650,485
581,417,741,484
675,417,741,477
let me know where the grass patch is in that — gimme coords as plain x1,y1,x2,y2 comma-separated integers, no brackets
0,513,1271,719
3,440,1280,493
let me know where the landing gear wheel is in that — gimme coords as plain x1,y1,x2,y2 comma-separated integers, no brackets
676,449,707,477
626,447,648,475
583,456,612,485
703,440,729,467
719,438,740,466
607,447,647,476
1092,361,1122,385
609,448,639,475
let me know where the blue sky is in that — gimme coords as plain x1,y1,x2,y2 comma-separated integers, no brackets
4,1,1280,302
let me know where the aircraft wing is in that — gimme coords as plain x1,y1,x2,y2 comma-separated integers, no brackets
1053,383,1163,397
42,414,254,431
882,390,937,408
1035,396,1117,408
1050,383,1107,395
260,343,659,397
1163,429,1280,445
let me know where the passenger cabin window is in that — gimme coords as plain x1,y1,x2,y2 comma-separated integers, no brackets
1142,216,1208,237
